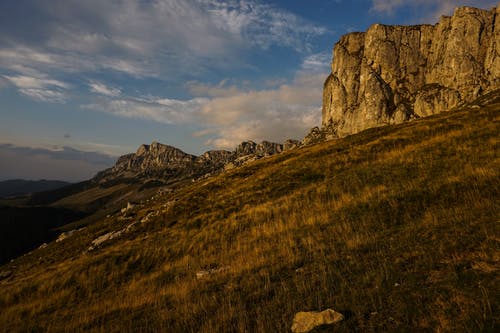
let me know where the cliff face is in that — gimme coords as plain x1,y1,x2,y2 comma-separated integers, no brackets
322,4,500,136
113,142,196,175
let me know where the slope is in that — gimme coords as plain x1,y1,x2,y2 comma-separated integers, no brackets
0,92,498,332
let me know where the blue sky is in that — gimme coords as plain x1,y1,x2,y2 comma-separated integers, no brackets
0,0,497,181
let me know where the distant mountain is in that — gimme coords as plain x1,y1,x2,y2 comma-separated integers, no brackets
94,139,299,185
0,179,71,198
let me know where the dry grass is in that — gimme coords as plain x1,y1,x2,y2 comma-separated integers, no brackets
0,100,499,332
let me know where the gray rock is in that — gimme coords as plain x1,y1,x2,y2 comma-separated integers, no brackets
291,309,344,332
195,266,229,279
323,4,500,137
283,139,300,151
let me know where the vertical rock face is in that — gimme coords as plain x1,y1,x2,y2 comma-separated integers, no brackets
323,4,500,136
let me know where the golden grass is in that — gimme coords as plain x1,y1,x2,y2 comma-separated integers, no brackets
0,101,499,332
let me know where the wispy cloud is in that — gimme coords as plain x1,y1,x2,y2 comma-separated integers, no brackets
88,81,121,97
371,0,498,22
83,96,208,125
201,0,328,51
0,0,327,80
300,52,332,74
3,74,70,103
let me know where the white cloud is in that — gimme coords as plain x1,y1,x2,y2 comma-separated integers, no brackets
83,96,208,125
3,74,70,103
88,81,121,97
201,0,328,51
0,0,327,81
17,89,68,104
371,0,498,22
85,77,324,149
196,72,323,149
83,51,327,150
300,52,332,74
3,75,69,90
186,80,243,98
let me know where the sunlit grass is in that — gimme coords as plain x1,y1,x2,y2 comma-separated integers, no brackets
0,97,498,332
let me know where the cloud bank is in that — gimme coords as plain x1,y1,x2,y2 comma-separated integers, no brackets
84,52,330,149
0,144,117,182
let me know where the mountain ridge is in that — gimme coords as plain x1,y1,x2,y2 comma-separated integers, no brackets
94,139,299,185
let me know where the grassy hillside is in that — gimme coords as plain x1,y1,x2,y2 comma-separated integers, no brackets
0,178,165,264
0,96,498,332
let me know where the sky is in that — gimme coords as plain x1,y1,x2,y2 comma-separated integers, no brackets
0,0,497,181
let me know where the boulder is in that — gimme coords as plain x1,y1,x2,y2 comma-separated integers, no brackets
291,309,344,333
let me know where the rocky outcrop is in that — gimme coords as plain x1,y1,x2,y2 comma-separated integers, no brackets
95,139,293,184
234,140,284,157
322,4,500,137
283,139,300,151
111,141,196,176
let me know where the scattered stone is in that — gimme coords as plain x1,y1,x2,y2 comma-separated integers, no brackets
56,230,76,242
195,266,229,279
141,211,159,223
90,230,123,249
56,228,86,243
121,202,136,214
0,270,12,280
87,222,138,251
291,309,344,333
38,243,48,249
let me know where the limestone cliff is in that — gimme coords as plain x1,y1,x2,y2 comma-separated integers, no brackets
322,4,500,136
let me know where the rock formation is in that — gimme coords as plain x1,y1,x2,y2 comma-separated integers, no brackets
111,141,196,176
95,139,293,184
322,4,500,137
